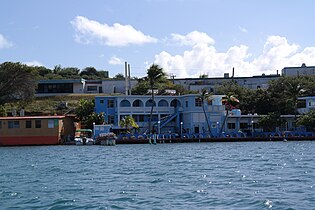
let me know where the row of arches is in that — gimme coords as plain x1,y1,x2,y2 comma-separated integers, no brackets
120,99,181,107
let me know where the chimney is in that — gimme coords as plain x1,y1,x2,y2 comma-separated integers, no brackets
128,64,131,95
125,62,128,95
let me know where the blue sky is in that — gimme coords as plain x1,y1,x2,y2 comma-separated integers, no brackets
1,0,315,78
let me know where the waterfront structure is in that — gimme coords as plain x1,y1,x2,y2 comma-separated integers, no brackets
95,94,225,135
282,63,315,76
95,94,273,137
0,115,77,146
94,93,307,138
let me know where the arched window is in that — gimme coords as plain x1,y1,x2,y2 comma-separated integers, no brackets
120,99,131,107
158,99,169,107
145,99,156,107
171,99,181,107
132,99,143,107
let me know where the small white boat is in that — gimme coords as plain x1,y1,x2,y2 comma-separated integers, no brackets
75,129,94,145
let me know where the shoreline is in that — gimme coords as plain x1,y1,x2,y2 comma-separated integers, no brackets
115,136,315,144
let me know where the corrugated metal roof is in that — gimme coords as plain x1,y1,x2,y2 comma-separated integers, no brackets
0,116,65,120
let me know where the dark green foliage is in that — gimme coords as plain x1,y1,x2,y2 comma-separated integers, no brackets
0,62,37,105
31,64,109,80
75,99,104,129
297,110,315,131
0,105,7,117
113,73,125,80
80,67,108,80
258,112,285,132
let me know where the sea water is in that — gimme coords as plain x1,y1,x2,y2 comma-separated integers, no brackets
0,141,314,209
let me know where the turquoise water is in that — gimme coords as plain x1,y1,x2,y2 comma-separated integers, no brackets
0,142,314,209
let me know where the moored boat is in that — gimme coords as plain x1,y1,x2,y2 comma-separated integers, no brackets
74,129,94,145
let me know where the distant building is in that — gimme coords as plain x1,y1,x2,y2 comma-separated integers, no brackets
297,96,315,114
36,79,86,95
173,73,280,93
36,79,137,96
282,63,315,76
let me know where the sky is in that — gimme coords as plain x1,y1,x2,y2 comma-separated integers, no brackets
1,0,315,78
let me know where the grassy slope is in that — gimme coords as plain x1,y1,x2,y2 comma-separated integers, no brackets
5,94,102,116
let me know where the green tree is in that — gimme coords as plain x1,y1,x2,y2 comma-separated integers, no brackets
0,62,37,105
297,110,315,132
113,73,125,80
258,112,284,132
119,116,139,133
57,67,80,79
198,89,213,134
132,77,150,95
0,105,7,117
146,64,167,134
75,99,104,129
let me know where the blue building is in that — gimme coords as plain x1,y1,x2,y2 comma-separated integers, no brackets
94,94,315,138
95,94,243,137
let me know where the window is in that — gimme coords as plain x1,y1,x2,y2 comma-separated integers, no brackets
170,99,180,107
100,99,104,104
35,120,41,128
240,123,248,129
0,121,2,129
26,120,32,128
195,98,202,107
145,99,156,107
108,115,115,124
228,123,236,129
158,100,168,107
108,100,114,108
8,121,20,129
133,99,143,107
120,100,131,107
48,120,54,128
87,86,97,91
186,101,188,107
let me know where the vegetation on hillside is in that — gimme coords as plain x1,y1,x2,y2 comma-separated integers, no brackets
0,61,314,132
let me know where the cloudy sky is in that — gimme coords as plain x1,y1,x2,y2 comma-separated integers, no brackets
1,0,315,78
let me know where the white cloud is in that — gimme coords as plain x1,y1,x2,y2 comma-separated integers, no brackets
0,33,13,49
23,60,43,67
71,16,158,47
109,56,124,65
171,31,215,46
154,34,315,77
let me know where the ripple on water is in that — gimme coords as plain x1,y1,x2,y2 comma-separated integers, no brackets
0,142,314,209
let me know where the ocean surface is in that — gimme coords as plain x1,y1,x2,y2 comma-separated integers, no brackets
0,141,314,209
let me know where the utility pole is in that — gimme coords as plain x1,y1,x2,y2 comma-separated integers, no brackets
170,74,176,84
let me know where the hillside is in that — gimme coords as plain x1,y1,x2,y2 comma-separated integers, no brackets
5,94,103,116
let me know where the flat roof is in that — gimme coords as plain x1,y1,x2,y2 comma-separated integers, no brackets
173,74,280,81
0,116,66,120
37,79,85,84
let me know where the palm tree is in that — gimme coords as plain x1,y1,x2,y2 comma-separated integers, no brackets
146,64,167,134
220,94,239,133
198,89,213,135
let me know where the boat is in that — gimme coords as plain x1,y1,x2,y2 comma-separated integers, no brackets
74,129,94,145
95,132,117,146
